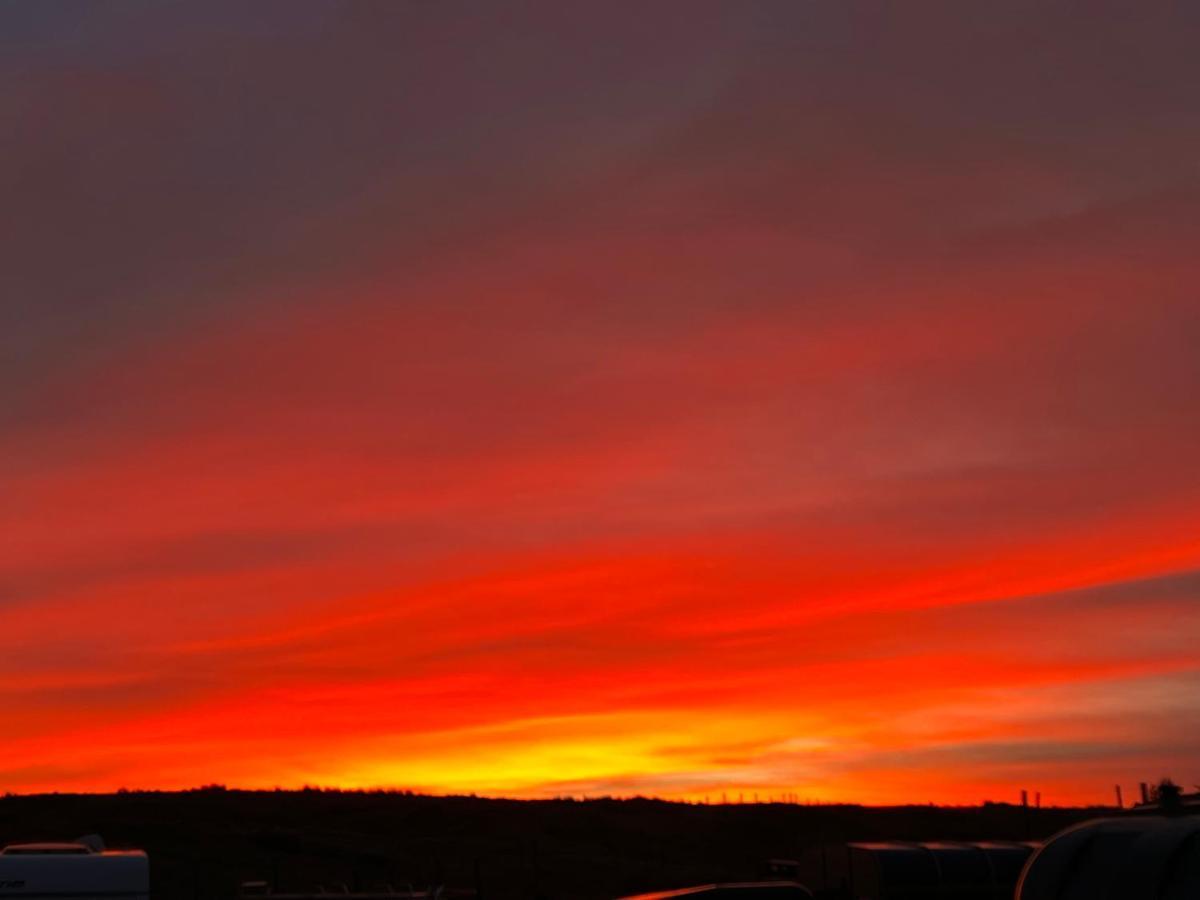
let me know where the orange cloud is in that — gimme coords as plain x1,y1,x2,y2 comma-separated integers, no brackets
4,2,1200,804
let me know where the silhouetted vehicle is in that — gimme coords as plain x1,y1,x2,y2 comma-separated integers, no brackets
619,881,814,900
240,891,471,900
1017,815,1200,900
0,838,148,900
796,841,1038,900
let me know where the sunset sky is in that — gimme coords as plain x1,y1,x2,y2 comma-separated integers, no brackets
3,2,1199,805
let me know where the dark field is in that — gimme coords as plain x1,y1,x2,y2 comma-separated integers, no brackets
0,790,1107,900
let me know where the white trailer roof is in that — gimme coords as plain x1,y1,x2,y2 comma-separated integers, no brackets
0,846,148,899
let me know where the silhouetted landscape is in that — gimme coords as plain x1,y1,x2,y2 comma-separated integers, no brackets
0,790,1107,900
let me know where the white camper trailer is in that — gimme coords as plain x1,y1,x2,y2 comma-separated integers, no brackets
0,838,148,900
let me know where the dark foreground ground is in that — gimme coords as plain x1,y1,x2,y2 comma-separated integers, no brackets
0,790,1107,900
